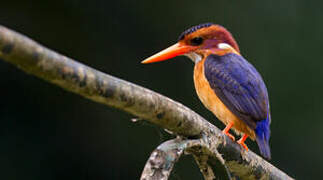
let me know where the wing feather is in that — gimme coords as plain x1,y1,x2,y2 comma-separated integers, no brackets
204,53,269,129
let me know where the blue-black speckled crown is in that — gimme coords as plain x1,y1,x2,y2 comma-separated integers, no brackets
178,23,214,41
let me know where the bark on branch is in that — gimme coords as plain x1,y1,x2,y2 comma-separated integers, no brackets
140,139,197,180
141,138,233,180
0,25,293,180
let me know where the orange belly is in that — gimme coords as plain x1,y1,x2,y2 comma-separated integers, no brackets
193,58,255,139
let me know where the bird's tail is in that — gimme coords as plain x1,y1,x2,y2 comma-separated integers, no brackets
255,117,271,160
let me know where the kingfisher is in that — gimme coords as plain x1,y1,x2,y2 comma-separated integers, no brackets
141,23,271,159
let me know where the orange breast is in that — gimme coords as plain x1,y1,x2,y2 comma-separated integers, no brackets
193,58,255,139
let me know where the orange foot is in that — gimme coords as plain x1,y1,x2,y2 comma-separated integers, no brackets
237,134,249,151
222,122,235,141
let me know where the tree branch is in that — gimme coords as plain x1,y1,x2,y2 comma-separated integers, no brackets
0,25,293,180
140,139,197,180
141,138,233,180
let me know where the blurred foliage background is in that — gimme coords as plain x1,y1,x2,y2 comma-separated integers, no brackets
0,0,322,179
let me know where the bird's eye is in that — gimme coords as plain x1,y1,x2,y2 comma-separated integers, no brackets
190,37,204,46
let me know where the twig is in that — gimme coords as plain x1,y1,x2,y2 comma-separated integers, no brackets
140,139,194,180
141,138,232,180
0,25,293,180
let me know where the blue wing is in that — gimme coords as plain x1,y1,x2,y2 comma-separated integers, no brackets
204,53,270,129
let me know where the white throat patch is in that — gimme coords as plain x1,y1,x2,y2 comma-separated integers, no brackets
185,52,202,63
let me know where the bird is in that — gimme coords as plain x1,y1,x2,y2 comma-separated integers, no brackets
141,23,271,159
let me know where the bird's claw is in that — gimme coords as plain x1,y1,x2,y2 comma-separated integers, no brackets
222,130,235,141
237,139,249,151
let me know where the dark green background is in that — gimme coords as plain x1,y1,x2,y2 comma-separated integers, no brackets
0,0,321,179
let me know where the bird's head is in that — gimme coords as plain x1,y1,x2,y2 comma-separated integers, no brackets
142,23,240,64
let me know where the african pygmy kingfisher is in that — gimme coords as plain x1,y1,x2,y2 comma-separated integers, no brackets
142,23,271,159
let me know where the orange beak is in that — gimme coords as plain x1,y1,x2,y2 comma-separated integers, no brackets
141,43,195,64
